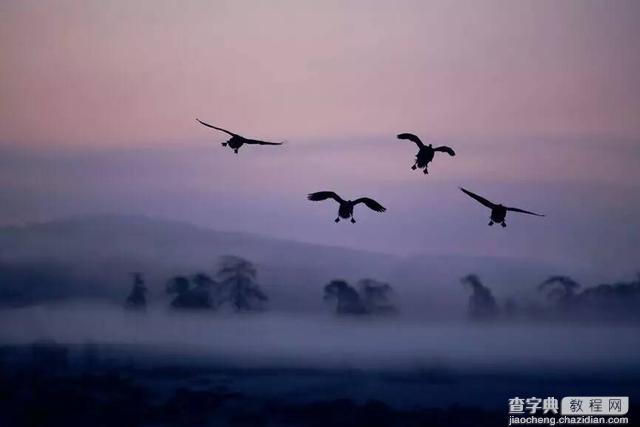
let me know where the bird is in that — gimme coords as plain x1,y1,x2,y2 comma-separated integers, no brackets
307,191,386,223
459,187,545,227
396,133,455,174
196,118,284,154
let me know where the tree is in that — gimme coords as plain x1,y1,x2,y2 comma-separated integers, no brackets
546,273,640,320
191,272,216,308
125,272,147,309
357,279,397,314
166,275,213,309
538,276,581,306
578,274,640,303
323,280,367,315
461,274,498,320
216,256,267,311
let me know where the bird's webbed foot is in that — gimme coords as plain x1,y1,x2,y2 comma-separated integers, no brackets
423,168,429,175
411,164,417,170
501,222,507,228
334,217,340,223
488,221,494,226
350,218,356,224
222,142,228,146
234,149,239,154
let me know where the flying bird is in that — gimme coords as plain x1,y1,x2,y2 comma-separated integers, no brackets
397,133,455,175
460,187,545,227
307,191,386,223
196,118,284,154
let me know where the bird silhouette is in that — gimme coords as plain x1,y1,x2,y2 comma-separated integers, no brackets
307,191,386,223
196,118,284,154
460,187,545,227
397,133,455,174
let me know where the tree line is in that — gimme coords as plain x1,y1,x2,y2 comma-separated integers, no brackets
126,256,268,312
126,256,638,321
125,255,399,315
461,272,640,321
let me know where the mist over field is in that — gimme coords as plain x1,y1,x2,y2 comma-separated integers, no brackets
2,304,640,372
1,214,639,402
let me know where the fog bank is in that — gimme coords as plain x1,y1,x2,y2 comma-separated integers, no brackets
2,304,639,372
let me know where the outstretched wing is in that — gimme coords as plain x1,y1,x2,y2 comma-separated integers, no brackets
506,206,545,217
397,133,425,148
459,187,496,209
244,138,285,146
195,119,238,137
353,197,386,213
434,146,456,156
307,191,345,204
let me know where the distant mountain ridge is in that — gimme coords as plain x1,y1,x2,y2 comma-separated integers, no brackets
0,214,558,314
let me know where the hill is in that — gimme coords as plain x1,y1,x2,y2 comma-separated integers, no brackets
0,215,557,314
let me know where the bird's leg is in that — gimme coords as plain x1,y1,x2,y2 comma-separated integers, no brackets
501,222,507,228
334,217,340,223
423,167,429,175
411,161,417,170
350,215,356,224
488,220,494,226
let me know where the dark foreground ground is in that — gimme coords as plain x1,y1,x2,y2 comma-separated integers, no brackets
1,343,639,427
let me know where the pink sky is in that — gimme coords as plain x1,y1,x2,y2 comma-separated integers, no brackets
1,0,639,146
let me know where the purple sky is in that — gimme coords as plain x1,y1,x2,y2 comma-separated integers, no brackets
1,1,639,276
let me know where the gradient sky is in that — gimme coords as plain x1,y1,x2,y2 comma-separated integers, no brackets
2,0,640,145
1,0,639,278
